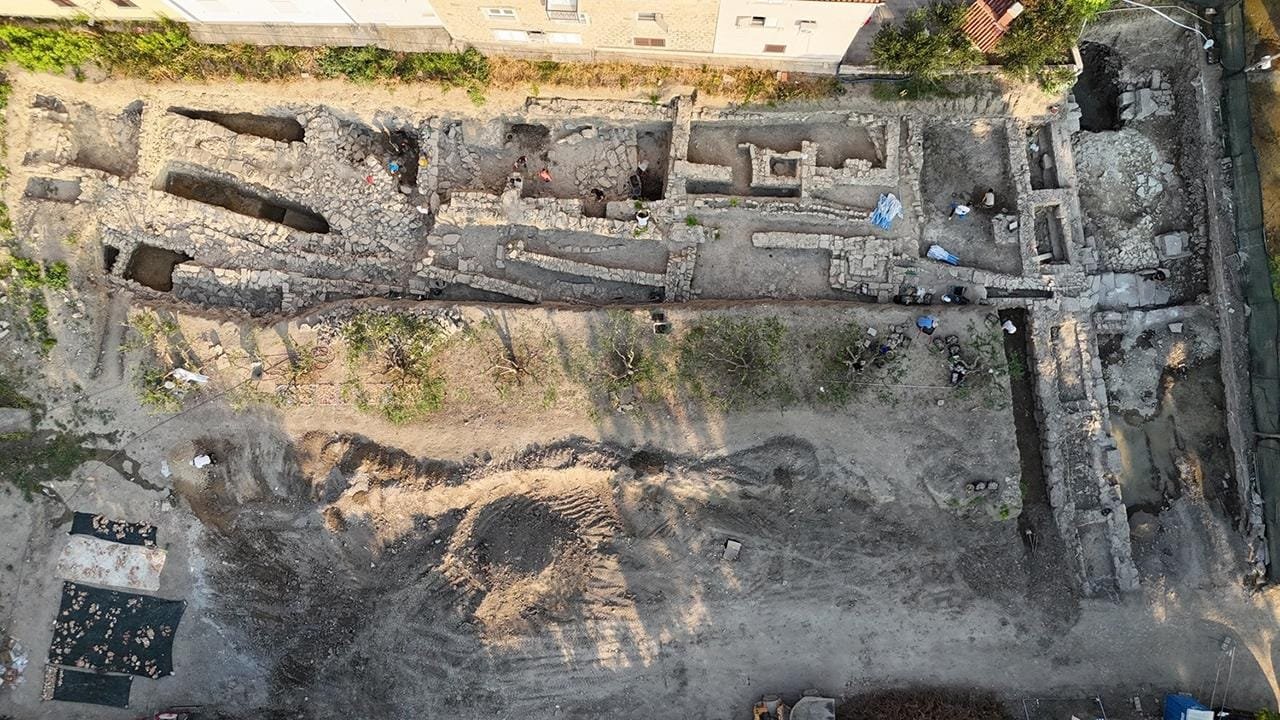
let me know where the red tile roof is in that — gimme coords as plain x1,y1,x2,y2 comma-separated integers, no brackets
962,0,1023,53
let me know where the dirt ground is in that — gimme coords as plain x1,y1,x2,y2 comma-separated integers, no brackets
0,290,1275,720
1246,0,1280,277
0,20,1278,719
920,120,1021,275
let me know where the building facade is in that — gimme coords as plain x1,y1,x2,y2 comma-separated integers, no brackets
1,0,178,21
712,0,878,63
427,0,720,60
0,0,878,70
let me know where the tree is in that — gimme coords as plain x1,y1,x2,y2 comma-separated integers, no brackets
678,316,786,408
591,311,664,392
871,3,982,90
996,0,1107,85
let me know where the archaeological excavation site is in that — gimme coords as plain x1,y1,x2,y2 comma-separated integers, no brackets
0,10,1277,720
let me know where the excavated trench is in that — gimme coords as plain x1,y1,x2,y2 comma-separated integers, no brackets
124,245,191,292
162,170,330,234
169,107,305,143
1074,43,1122,132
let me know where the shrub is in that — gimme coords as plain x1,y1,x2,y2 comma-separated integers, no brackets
0,25,98,73
871,3,981,89
586,311,668,397
812,321,907,405
679,316,786,408
136,365,183,412
997,0,1107,85
341,311,450,424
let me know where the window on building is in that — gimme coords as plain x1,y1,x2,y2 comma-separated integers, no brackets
482,7,518,20
763,44,786,53
548,32,582,44
737,15,777,27
110,0,138,6
493,29,531,42
797,19,816,32
637,11,661,21
634,37,667,47
49,0,77,7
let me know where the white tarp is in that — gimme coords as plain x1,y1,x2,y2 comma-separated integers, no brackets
55,535,167,592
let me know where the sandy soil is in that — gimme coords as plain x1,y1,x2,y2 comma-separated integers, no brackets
0,33,1273,718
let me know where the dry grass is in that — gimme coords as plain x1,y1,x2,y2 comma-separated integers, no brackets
0,20,843,103
488,57,842,102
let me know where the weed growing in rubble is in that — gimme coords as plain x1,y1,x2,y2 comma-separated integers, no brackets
43,261,69,291
684,215,700,227
125,310,178,351
961,322,1012,410
341,310,450,424
135,365,183,413
678,316,786,409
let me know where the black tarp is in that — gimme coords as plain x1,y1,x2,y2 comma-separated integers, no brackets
70,512,158,547
42,665,132,708
47,582,186,678
1214,0,1280,580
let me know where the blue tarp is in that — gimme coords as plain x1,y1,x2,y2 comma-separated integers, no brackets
870,193,903,230
1164,693,1208,720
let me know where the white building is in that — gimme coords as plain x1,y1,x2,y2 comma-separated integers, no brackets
712,0,880,62
162,0,448,49
163,0,353,25
161,0,443,28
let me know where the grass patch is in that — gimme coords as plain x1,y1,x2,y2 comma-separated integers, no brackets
124,309,179,351
2,254,64,355
0,373,34,409
0,430,90,499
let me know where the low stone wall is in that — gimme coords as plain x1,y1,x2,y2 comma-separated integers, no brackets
673,159,732,185
664,245,699,302
438,191,656,240
506,241,665,287
524,97,674,122
742,143,802,189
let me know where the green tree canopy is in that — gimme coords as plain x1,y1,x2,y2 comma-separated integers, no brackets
871,3,982,87
996,0,1108,83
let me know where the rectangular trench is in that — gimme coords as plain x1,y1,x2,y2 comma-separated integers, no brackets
161,170,330,234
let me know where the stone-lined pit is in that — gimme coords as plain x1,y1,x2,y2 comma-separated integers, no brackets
124,245,191,292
